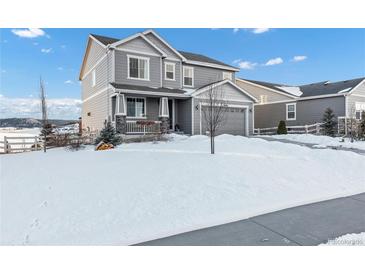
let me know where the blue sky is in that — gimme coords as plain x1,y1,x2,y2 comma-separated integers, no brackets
1,28,364,119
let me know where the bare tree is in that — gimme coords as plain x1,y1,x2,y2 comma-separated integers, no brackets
201,84,228,154
40,77,52,152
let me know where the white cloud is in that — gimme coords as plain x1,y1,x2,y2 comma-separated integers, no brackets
57,67,64,71
252,28,270,34
233,28,240,33
292,55,307,62
64,80,74,84
0,96,81,119
264,57,283,66
11,28,46,38
41,48,52,53
237,61,258,70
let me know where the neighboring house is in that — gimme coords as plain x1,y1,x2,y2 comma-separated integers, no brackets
236,77,365,129
79,30,257,136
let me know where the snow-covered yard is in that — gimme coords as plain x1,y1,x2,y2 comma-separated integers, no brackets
265,134,365,150
1,134,364,245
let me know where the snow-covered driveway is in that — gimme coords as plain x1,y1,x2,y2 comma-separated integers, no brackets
1,134,364,245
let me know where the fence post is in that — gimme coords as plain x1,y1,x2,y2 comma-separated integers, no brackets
305,125,308,134
316,123,320,135
4,136,8,153
143,125,146,135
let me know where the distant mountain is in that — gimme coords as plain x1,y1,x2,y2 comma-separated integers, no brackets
0,118,78,128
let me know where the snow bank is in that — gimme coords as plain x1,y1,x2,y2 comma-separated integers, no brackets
1,134,364,245
321,232,365,246
266,134,365,151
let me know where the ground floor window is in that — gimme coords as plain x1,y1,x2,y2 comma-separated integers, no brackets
355,110,364,120
127,97,146,118
286,103,296,120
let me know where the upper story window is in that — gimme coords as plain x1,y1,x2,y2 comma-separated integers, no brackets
259,95,268,104
223,72,232,80
91,70,96,87
183,66,194,87
127,55,150,81
286,103,296,120
165,62,175,81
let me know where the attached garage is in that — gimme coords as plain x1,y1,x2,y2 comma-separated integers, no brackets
191,80,258,136
200,106,248,136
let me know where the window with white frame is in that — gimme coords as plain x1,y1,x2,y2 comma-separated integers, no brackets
355,110,362,120
91,70,96,87
128,55,149,80
165,62,175,80
183,66,194,87
286,103,296,120
223,72,232,80
127,97,146,118
259,95,268,104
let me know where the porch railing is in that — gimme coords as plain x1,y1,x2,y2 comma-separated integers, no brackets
126,121,161,135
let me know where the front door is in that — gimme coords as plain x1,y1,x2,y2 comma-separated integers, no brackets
168,99,174,130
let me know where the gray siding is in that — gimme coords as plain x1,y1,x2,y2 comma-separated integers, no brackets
176,98,192,134
254,96,346,128
162,60,182,89
186,65,235,89
346,82,365,117
116,36,162,55
84,39,106,74
114,50,161,87
236,80,293,102
144,33,181,60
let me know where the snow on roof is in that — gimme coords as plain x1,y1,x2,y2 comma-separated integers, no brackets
275,86,303,97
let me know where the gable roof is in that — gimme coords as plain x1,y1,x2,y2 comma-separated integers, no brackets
191,79,258,102
90,34,119,46
239,77,365,99
299,77,365,97
179,50,239,71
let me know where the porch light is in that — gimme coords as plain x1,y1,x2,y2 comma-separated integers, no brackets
159,97,169,117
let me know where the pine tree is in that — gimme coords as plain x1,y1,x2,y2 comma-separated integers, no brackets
277,120,287,135
322,108,337,137
95,121,121,146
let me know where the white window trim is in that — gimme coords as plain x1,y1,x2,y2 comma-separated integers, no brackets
159,97,169,117
91,70,96,87
286,103,297,121
127,55,150,81
126,96,147,119
183,66,194,87
164,62,176,81
222,71,232,80
110,94,117,122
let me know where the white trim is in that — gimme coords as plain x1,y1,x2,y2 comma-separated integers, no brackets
126,96,147,119
89,35,108,49
349,93,365,98
172,99,176,129
183,66,194,87
111,50,115,82
192,79,258,102
110,33,166,57
252,104,255,132
113,47,161,57
81,54,107,81
235,78,298,99
286,103,296,121
142,29,187,61
164,62,176,81
184,60,239,72
195,96,253,103
114,88,190,98
297,93,345,101
82,87,109,103
127,54,150,81
159,97,169,118
347,79,365,96
345,95,349,117
254,99,296,106
160,58,163,87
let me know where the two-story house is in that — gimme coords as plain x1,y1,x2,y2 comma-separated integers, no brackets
79,30,257,136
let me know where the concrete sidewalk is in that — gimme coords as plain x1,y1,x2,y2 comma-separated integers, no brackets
137,193,365,246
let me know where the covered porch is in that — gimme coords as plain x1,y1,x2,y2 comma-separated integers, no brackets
110,88,190,135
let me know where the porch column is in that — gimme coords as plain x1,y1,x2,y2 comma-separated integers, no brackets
115,94,127,134
159,97,169,134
